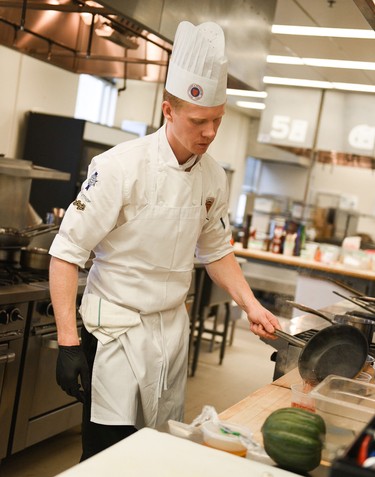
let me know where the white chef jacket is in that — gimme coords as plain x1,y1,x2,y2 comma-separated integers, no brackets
49,124,233,427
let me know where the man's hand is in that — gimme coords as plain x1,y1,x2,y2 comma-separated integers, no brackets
56,345,90,403
246,299,281,340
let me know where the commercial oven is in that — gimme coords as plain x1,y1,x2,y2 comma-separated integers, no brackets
0,299,27,460
10,281,85,455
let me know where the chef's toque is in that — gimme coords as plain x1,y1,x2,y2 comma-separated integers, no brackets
165,21,228,107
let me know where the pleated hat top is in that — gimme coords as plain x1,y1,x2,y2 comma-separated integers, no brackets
165,21,228,107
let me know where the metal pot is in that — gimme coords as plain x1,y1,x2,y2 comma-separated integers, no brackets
287,300,375,345
0,247,21,263
0,224,59,248
347,309,375,320
20,247,50,270
274,325,368,384
356,296,375,304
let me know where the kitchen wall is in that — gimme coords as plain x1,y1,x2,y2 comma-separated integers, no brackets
0,45,251,219
114,80,164,130
0,46,78,159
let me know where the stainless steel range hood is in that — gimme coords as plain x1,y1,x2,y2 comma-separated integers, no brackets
0,0,276,90
0,0,171,81
0,157,71,180
0,156,70,229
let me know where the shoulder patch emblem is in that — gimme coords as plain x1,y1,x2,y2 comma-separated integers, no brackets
73,199,86,211
85,171,98,191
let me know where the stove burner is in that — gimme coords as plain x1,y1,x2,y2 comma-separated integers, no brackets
0,266,48,286
295,329,319,342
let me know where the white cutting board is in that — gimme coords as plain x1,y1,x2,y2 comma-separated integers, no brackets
54,428,299,477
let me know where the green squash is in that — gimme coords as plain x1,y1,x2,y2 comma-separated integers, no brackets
261,407,326,473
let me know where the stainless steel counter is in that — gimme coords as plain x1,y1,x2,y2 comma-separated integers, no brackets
281,300,356,335
0,283,49,305
0,270,88,305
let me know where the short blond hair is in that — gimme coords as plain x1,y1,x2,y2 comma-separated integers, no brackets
163,89,186,109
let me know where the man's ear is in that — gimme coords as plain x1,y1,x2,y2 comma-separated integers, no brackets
162,101,173,121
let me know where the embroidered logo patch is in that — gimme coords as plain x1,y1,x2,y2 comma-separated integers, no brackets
73,199,86,211
205,197,214,213
188,84,203,101
80,192,91,203
85,171,98,191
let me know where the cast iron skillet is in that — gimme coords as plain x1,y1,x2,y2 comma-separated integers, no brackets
274,324,368,384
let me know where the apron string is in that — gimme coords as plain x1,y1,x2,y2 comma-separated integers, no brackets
157,311,169,398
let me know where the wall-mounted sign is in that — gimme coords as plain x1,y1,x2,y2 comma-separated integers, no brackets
257,86,323,148
317,91,375,156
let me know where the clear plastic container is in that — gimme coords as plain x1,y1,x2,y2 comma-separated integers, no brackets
201,420,252,457
291,382,316,412
355,371,372,383
310,375,375,461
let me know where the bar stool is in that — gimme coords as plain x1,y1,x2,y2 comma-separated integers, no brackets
189,269,232,376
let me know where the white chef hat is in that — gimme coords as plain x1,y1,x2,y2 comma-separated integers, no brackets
165,21,228,107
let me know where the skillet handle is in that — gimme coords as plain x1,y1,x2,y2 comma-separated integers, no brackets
333,291,375,314
274,329,306,348
286,300,333,323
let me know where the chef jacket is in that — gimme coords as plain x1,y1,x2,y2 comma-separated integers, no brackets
50,124,233,312
49,124,233,427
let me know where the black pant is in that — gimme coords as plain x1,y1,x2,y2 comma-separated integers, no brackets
80,325,138,461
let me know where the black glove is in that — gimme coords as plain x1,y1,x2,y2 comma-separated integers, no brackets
56,345,90,403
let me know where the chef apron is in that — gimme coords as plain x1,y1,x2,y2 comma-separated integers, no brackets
80,130,206,429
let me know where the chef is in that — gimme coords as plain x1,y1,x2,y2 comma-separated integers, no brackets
49,20,280,461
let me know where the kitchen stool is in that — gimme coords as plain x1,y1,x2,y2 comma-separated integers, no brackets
189,270,232,377
207,302,242,350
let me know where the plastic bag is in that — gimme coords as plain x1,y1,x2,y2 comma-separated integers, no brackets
168,405,274,464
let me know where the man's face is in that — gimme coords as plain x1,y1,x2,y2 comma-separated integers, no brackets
163,100,225,163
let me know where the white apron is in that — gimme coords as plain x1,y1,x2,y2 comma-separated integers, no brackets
80,131,206,428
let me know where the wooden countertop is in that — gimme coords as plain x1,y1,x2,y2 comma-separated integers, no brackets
219,368,301,445
218,367,331,476
234,245,375,281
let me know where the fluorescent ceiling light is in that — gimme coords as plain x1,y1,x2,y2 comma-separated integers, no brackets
264,76,375,93
263,76,332,89
226,88,267,98
235,101,266,110
267,55,303,65
267,55,375,71
332,82,375,93
272,25,375,39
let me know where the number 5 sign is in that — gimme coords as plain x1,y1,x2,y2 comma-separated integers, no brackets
270,115,309,143
258,86,323,148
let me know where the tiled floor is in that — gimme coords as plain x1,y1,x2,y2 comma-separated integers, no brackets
0,317,281,477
